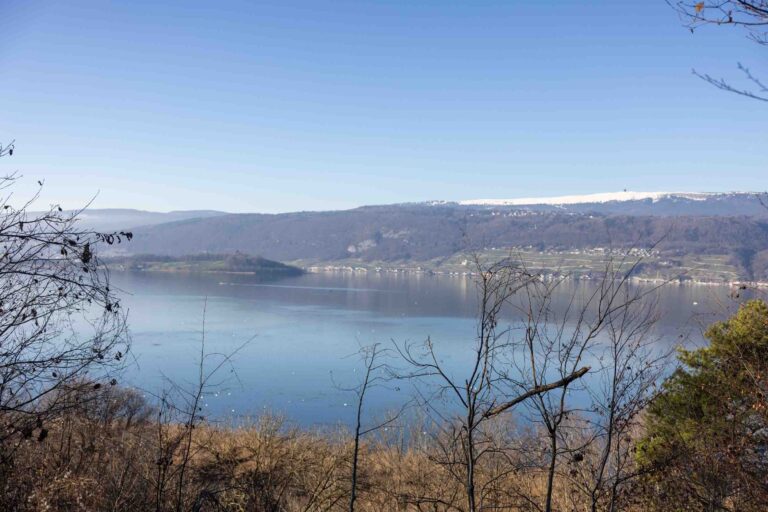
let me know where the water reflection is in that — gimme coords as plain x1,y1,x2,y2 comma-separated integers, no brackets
112,270,745,427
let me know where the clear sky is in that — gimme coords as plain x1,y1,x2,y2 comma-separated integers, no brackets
0,0,765,213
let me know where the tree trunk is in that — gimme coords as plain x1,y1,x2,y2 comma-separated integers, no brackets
349,427,361,512
545,432,557,512
466,431,476,512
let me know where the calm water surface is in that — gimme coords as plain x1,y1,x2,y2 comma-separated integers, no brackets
112,271,736,427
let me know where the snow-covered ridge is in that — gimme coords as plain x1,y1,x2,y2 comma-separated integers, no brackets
459,191,721,207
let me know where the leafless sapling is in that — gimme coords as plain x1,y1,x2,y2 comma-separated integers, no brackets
396,256,592,512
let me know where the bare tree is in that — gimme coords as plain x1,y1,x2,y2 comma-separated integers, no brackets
148,299,247,512
334,343,407,512
396,256,592,512
576,286,669,512
0,142,130,455
668,0,768,101
503,256,665,512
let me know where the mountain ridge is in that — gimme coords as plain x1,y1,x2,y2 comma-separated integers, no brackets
79,192,768,282
456,191,749,206
54,191,767,231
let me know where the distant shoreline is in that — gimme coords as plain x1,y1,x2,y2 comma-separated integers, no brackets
299,264,768,288
103,252,767,288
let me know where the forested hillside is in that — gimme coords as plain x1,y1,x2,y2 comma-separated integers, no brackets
115,204,768,280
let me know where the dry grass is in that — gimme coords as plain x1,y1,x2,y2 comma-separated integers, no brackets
0,386,656,512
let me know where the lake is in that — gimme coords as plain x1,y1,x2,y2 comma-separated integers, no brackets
112,270,737,428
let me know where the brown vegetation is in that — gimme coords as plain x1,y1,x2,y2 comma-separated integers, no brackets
0,385,662,512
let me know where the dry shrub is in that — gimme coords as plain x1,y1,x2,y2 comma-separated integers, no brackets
0,387,655,512
193,417,349,511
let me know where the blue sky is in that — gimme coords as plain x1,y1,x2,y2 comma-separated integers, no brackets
0,0,764,213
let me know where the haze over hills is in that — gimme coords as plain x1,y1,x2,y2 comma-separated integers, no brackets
87,191,768,231
56,209,229,232
35,191,768,234
90,191,768,283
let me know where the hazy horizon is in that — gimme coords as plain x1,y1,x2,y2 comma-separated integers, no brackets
36,189,761,215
